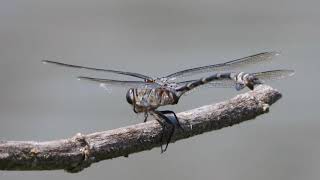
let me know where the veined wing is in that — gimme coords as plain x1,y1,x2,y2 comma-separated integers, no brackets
176,79,235,88
252,69,295,82
165,51,280,81
42,60,153,80
77,76,159,90
175,69,294,89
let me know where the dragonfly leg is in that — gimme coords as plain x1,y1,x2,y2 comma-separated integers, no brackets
153,116,166,152
159,110,184,131
153,110,176,153
162,123,175,153
132,104,138,113
144,112,149,122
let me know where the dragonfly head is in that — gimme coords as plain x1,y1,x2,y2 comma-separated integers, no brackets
244,74,262,90
126,88,134,105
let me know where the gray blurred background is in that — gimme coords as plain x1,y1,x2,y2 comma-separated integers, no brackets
0,0,319,179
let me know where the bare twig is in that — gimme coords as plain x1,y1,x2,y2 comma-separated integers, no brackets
0,85,281,173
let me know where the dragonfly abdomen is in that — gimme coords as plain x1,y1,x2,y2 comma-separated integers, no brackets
175,72,233,94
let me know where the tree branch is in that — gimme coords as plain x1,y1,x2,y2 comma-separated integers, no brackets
0,85,281,173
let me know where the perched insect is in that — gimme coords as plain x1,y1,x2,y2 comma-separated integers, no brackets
42,52,294,152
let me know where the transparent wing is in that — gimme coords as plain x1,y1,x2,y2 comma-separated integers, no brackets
78,76,159,91
175,69,295,90
252,69,295,82
173,79,235,96
165,51,280,81
42,60,153,80
176,79,235,89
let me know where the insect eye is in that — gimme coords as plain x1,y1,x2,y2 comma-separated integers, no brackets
126,89,134,105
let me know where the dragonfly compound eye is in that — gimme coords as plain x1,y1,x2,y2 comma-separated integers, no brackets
126,88,134,105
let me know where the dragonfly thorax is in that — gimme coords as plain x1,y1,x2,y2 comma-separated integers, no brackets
127,87,179,113
232,72,262,90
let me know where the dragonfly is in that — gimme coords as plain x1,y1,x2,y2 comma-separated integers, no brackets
42,52,294,152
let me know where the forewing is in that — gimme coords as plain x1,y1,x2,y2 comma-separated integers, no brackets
42,60,153,80
78,76,159,92
176,79,235,89
252,69,295,82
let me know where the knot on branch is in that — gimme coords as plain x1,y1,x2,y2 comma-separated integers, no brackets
262,103,270,112
65,133,94,173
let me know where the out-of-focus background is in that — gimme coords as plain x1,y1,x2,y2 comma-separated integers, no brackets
0,0,319,179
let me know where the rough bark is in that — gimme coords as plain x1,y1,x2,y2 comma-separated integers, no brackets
0,85,281,173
